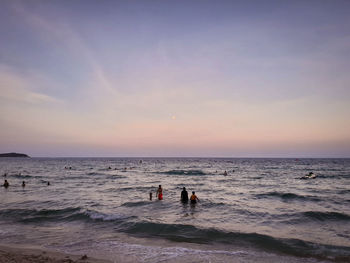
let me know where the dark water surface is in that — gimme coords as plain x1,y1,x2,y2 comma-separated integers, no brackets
1,158,349,262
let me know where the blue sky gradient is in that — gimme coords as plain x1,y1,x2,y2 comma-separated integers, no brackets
0,0,349,157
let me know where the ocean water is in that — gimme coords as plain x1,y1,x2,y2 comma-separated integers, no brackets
0,158,349,262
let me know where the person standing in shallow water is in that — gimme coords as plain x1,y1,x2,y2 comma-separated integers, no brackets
156,185,163,200
190,191,199,204
181,187,188,203
3,180,9,188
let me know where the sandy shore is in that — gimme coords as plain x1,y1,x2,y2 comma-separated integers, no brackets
0,244,112,263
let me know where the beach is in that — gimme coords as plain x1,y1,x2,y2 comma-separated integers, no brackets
0,242,338,263
0,244,111,263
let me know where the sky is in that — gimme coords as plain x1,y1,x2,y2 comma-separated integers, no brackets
0,0,349,157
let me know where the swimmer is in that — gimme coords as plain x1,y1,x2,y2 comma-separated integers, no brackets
3,180,9,188
181,187,189,203
223,170,228,176
156,185,163,200
190,191,199,204
47,181,50,186
22,181,26,187
300,172,317,180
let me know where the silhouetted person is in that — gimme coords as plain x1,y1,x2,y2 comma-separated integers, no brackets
223,171,228,176
190,191,199,204
3,180,9,188
181,187,188,203
22,181,26,188
149,192,153,200
47,181,50,186
156,185,163,200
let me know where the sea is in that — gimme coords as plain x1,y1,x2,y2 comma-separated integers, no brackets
0,158,349,263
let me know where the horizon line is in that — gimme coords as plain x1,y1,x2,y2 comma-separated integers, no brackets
20,156,350,159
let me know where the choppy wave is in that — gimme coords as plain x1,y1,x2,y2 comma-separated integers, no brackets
118,186,155,192
256,192,321,202
121,201,151,207
0,207,133,224
121,221,350,261
0,207,82,223
338,189,350,194
316,174,350,179
7,173,37,179
273,211,350,225
160,170,207,176
201,200,229,209
0,206,350,261
85,210,133,221
87,172,106,176
302,211,350,221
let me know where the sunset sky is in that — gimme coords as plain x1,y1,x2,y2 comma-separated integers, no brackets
0,0,349,157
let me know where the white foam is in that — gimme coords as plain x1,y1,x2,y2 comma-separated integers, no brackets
86,211,126,221
94,240,248,262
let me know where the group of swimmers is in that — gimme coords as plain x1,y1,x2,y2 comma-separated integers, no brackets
181,187,199,204
150,185,199,204
2,179,50,188
2,179,26,188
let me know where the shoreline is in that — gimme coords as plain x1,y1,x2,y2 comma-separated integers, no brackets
0,244,112,263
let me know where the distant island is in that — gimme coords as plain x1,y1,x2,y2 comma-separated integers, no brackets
0,152,30,157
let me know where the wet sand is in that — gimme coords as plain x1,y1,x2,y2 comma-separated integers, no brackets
0,244,112,263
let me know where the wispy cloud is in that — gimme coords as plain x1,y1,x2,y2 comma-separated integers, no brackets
11,1,116,95
0,65,61,104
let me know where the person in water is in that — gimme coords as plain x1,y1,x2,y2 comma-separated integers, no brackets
22,181,26,187
3,180,9,188
190,191,199,204
181,187,188,203
156,185,163,200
